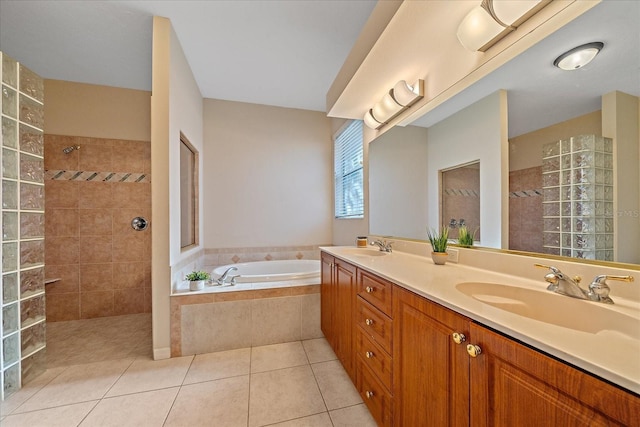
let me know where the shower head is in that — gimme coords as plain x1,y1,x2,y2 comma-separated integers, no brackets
62,145,80,154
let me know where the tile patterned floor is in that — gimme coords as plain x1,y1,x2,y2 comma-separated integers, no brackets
1,314,376,426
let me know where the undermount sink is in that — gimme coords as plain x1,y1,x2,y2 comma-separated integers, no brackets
340,248,389,257
456,282,639,340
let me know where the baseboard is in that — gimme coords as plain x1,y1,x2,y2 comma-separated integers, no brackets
153,347,171,360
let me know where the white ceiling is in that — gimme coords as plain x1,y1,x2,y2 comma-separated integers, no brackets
0,0,376,112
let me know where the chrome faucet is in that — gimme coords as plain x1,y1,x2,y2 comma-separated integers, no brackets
536,264,588,299
370,239,393,252
586,274,634,304
215,267,239,286
535,264,633,304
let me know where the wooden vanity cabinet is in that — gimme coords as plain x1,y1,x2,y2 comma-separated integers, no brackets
322,253,640,427
320,253,357,381
392,285,470,427
469,323,640,427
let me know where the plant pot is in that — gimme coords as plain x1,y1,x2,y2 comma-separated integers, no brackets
189,280,206,291
431,252,448,265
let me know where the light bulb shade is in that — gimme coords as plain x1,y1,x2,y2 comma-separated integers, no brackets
553,42,603,71
372,91,403,123
392,80,424,107
457,5,506,52
363,109,383,130
491,0,546,26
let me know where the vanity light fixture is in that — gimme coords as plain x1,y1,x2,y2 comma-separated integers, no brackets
457,0,550,52
363,79,424,130
553,42,604,71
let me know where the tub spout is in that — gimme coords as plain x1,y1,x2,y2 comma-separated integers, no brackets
216,267,238,285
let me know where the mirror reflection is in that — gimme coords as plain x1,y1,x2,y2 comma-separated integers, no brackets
368,1,639,264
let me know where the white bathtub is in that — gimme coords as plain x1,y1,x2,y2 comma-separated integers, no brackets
173,259,320,294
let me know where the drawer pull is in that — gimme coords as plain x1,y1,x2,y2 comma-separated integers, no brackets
365,286,374,293
467,344,482,358
365,318,374,326
365,351,374,359
365,390,374,399
452,332,466,344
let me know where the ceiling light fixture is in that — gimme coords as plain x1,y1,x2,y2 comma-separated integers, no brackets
363,80,424,130
553,42,604,70
457,0,550,52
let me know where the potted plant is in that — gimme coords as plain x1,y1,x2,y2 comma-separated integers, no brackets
427,226,449,265
185,271,211,291
457,225,475,248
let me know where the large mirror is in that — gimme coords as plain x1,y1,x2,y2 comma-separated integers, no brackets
369,0,639,265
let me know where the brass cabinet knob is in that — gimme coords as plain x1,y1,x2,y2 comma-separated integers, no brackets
452,332,466,344
365,351,374,359
365,390,374,399
365,286,374,293
466,344,482,358
365,318,374,326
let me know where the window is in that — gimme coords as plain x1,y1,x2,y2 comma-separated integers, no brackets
334,120,364,218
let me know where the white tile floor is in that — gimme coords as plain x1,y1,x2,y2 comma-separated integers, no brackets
1,337,377,426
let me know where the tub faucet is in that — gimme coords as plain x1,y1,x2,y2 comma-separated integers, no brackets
535,264,588,300
216,267,238,286
371,239,393,252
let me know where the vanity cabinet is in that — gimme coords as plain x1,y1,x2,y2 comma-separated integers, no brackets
469,323,640,426
355,270,395,426
393,285,640,427
392,285,470,427
321,252,640,427
320,253,357,381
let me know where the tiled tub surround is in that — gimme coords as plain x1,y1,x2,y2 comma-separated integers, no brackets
43,134,151,321
1,52,46,399
171,285,322,357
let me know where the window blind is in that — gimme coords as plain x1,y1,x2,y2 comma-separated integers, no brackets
334,120,364,218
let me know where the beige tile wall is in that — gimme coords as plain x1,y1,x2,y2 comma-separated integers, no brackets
171,285,322,357
44,135,152,321
509,166,543,253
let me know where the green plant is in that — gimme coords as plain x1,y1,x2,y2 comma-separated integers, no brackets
427,226,449,253
457,226,475,247
185,271,211,281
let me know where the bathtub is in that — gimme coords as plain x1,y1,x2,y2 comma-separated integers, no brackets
171,259,323,355
173,259,320,294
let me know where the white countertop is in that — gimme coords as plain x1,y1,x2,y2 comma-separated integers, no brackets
321,246,640,394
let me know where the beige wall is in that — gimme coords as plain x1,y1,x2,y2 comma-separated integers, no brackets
44,79,150,141
427,91,508,249
509,110,602,171
203,99,332,248
602,91,640,264
151,17,204,360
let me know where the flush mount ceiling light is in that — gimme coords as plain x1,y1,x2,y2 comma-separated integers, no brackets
363,80,424,130
553,42,604,70
457,0,550,52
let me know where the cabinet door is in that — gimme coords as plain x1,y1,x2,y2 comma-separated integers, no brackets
320,252,334,342
335,259,357,381
393,287,470,427
469,323,640,427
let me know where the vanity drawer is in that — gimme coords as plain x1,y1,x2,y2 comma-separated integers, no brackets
357,357,393,427
356,328,392,391
356,297,392,355
358,270,393,316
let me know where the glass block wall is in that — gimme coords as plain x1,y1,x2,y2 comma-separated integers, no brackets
542,135,614,261
1,52,46,400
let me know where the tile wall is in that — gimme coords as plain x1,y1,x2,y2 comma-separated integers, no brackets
441,166,480,240
1,52,46,399
43,135,151,321
509,166,544,253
